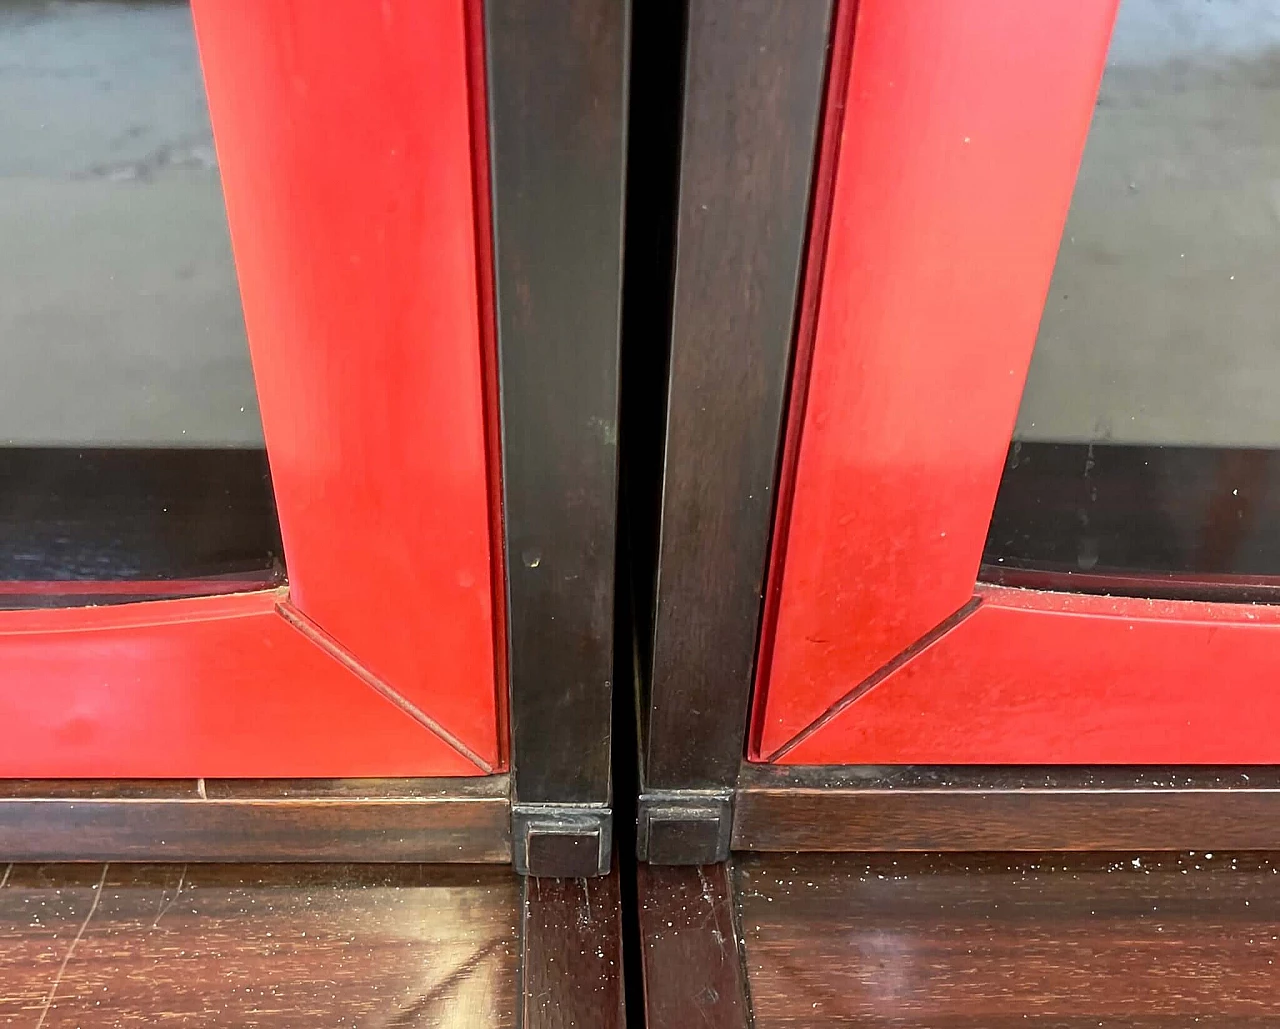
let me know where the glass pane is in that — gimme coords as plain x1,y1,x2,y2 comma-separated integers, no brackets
0,0,282,607
984,0,1280,601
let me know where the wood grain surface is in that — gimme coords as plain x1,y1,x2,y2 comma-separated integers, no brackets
0,777,511,863
643,0,832,791
520,867,625,1029
637,863,751,1029
486,0,628,808
0,863,518,1027
737,850,1280,1027
734,765,1280,853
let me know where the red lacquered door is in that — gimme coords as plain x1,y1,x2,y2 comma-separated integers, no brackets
0,0,503,778
753,0,1280,765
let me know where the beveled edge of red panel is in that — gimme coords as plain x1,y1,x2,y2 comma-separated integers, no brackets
762,596,980,763
278,599,495,774
749,0,861,760
464,0,510,773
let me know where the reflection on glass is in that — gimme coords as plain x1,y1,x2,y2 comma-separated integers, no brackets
984,0,1280,599
0,1,282,606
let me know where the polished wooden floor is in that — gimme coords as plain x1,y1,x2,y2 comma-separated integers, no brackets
641,852,1280,1028
9,853,1280,1027
0,864,520,1027
737,851,1280,1028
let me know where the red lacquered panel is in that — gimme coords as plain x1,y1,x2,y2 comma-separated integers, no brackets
0,593,480,778
780,586,1280,765
191,0,501,764
755,0,1119,756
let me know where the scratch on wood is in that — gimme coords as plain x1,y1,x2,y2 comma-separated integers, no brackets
35,863,108,1029
695,866,727,949
386,938,504,1027
0,863,11,891
152,864,187,929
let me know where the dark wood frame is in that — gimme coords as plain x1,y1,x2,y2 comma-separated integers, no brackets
625,0,839,864
486,0,630,876
521,859,626,1028
636,862,753,1029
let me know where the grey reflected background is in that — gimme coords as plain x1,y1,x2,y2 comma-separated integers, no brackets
0,0,264,447
1015,0,1280,447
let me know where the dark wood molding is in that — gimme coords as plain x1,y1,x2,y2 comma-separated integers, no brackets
0,776,510,863
485,0,629,817
520,859,625,1028
734,764,1280,852
637,862,752,1029
641,0,834,793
